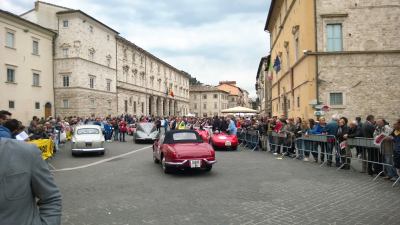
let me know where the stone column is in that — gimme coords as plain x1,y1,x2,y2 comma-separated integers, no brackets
170,100,175,116
160,98,164,117
151,96,156,116
164,99,170,116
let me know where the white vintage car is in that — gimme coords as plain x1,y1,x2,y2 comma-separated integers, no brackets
71,125,105,156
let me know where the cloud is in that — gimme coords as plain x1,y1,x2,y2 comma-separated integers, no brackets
0,0,271,97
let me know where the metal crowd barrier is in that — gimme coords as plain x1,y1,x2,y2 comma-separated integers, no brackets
268,131,296,157
236,129,260,151
264,133,399,188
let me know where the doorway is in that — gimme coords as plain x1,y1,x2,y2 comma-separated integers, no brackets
45,102,52,119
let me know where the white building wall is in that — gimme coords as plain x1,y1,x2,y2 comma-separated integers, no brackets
0,12,55,125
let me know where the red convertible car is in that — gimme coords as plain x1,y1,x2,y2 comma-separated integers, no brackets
210,132,239,150
195,128,210,143
153,130,216,173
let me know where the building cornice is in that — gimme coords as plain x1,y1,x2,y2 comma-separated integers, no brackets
54,57,117,70
305,50,400,55
55,87,117,95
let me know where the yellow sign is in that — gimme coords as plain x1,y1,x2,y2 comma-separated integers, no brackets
29,139,54,160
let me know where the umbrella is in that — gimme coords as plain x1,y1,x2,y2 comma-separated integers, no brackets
221,106,259,114
186,113,196,117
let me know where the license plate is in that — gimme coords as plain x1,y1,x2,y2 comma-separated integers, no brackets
225,141,232,146
85,142,92,147
190,160,201,168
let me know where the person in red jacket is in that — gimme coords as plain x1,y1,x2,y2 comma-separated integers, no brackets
119,119,127,142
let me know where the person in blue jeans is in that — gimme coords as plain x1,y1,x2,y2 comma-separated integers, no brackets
310,118,327,163
325,115,339,166
296,120,311,160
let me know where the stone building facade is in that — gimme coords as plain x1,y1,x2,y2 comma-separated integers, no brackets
0,9,56,125
216,81,247,109
19,1,189,118
313,0,400,123
116,37,189,117
255,56,272,116
189,85,229,117
264,0,400,123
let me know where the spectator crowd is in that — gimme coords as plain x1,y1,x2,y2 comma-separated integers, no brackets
0,109,399,183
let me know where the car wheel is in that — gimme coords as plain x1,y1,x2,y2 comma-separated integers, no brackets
232,146,238,151
100,151,105,156
161,156,173,174
205,165,212,172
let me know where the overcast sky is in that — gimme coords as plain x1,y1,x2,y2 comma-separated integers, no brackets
1,0,271,97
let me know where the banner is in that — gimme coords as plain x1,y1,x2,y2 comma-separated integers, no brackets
374,133,387,147
29,139,54,160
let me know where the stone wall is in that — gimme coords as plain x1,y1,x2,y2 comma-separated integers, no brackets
316,0,400,51
318,53,400,124
55,88,117,118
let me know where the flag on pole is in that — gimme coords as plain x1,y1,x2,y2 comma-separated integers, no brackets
273,55,281,73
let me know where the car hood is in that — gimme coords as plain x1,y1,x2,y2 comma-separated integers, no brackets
167,143,214,158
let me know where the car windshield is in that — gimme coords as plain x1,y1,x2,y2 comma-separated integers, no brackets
77,128,100,135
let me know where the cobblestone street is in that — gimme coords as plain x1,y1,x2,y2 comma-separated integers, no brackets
52,138,400,225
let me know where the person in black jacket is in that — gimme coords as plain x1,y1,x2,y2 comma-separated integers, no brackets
219,117,228,132
212,116,220,132
361,115,377,175
336,118,349,168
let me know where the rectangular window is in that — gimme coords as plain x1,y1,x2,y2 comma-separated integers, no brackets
134,102,137,113
89,51,94,61
297,96,300,108
107,58,111,67
294,37,299,61
6,32,15,48
89,76,95,89
194,103,197,109
35,102,40,109
203,103,207,109
90,98,95,108
8,101,15,109
32,73,40,86
203,94,207,99
106,79,111,91
62,48,68,58
327,24,342,52
141,102,144,113
7,68,15,82
63,99,69,108
32,40,39,55
89,25,93,33
214,102,218,109
62,75,69,87
329,92,343,105
63,20,68,27
108,101,112,109
213,94,218,99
